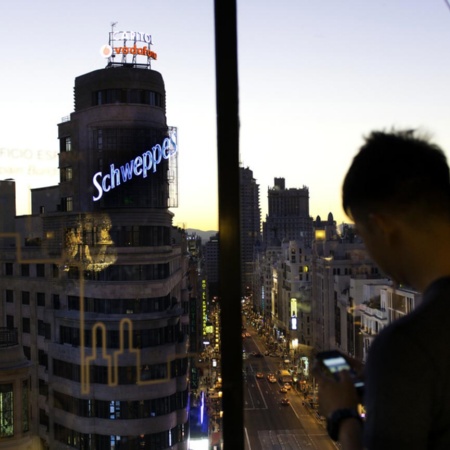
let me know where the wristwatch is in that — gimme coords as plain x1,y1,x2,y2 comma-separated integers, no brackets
326,408,363,441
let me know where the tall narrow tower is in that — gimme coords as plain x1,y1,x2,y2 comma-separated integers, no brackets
240,167,261,294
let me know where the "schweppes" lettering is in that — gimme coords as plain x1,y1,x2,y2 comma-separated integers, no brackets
92,132,177,202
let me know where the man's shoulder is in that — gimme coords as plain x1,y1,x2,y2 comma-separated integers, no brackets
370,276,450,358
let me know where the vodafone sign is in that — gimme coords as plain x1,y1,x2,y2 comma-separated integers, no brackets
101,44,157,60
101,28,157,66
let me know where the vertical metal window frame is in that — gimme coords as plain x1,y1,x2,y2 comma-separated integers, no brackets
214,0,244,447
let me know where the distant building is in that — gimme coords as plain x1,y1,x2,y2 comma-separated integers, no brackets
311,216,386,356
239,167,261,295
359,285,422,362
263,178,313,249
204,233,219,299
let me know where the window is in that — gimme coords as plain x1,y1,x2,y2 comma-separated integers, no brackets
61,197,73,212
65,137,71,152
22,291,30,305
22,318,30,333
6,315,13,329
0,384,13,437
21,264,30,277
60,166,73,182
36,264,45,277
37,292,45,307
5,263,13,276
53,294,60,310
5,290,13,303
38,320,46,336
22,380,29,432
23,346,31,360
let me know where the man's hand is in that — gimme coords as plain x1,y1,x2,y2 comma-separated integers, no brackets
312,361,360,418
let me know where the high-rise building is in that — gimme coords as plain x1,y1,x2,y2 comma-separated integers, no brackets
262,178,313,249
0,31,190,450
239,167,261,295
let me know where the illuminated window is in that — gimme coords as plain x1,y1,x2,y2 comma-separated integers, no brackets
64,137,72,152
61,197,73,212
60,167,72,182
0,384,13,437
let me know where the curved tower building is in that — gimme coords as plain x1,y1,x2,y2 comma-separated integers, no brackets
1,32,189,450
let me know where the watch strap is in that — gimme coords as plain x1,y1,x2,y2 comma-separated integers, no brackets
326,408,362,441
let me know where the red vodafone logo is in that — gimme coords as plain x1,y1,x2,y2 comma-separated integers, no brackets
100,45,113,58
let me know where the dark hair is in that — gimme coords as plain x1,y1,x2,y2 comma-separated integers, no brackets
342,129,450,220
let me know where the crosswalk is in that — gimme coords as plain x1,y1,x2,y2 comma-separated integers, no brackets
258,430,315,449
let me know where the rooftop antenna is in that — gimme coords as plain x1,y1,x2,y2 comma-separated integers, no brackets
108,22,118,66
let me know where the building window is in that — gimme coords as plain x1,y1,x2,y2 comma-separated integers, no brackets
5,290,13,303
22,318,30,333
22,380,29,432
0,384,13,437
23,346,31,360
5,263,13,276
37,292,45,307
38,320,45,337
36,264,45,277
60,166,73,182
21,264,30,277
65,137,71,152
53,294,60,310
38,350,48,369
61,197,73,212
22,291,30,305
6,315,13,329
52,264,59,278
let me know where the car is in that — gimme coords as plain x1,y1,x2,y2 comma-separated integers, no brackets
284,383,291,390
268,376,277,384
245,332,251,338
280,397,290,405
264,350,270,356
266,373,274,380
279,387,288,393
256,372,264,379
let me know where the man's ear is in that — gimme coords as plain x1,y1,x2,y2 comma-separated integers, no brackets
368,212,399,242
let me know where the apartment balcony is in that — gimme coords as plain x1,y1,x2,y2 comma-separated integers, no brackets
359,304,387,321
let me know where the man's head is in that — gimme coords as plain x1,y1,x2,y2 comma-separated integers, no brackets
342,129,450,287
343,129,450,223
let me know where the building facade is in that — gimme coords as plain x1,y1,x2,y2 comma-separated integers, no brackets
239,167,261,294
263,178,313,249
1,62,190,449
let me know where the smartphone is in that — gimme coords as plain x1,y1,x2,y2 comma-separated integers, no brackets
315,350,364,396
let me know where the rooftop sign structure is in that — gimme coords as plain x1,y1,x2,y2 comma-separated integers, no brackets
100,22,157,69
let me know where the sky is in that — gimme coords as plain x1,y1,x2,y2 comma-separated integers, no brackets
1,1,450,231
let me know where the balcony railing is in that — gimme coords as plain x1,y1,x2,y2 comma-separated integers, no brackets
0,328,18,347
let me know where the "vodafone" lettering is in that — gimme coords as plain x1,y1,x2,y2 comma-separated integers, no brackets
92,131,177,202
114,45,157,60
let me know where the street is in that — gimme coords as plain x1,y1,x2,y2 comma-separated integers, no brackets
242,325,339,450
